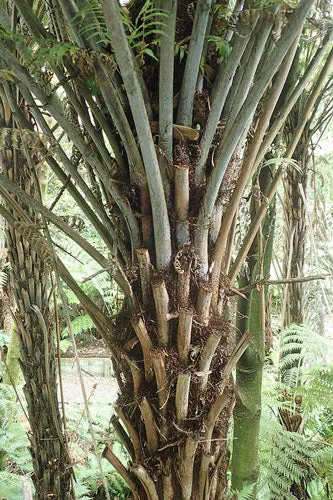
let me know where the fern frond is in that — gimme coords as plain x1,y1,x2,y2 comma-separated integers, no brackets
260,422,332,500
0,269,8,286
61,314,95,338
0,471,29,500
279,323,333,379
0,383,16,427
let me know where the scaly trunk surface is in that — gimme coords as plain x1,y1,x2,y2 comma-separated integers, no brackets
0,96,73,498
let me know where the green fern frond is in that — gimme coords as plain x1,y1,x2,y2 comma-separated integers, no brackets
230,484,256,499
72,0,109,46
0,384,16,427
0,471,28,500
0,269,8,286
279,323,333,380
260,422,332,500
60,314,95,338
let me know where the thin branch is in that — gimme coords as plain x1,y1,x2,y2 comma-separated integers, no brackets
0,43,141,253
210,36,300,305
238,274,330,294
103,444,139,498
115,407,142,463
110,415,135,460
230,43,333,282
10,85,121,253
253,38,333,171
94,61,145,179
55,259,113,341
0,174,133,299
52,67,142,252
227,16,274,131
13,0,48,37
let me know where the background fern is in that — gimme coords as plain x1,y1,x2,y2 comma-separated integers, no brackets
279,323,332,386
72,0,168,60
258,322,333,499
259,415,333,499
61,314,95,339
0,470,32,500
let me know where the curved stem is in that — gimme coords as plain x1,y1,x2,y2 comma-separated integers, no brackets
103,444,139,498
196,20,252,184
158,0,177,190
194,0,316,270
177,0,213,126
131,464,159,500
210,35,300,305
102,0,172,270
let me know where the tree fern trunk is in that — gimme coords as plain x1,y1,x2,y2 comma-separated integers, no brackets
284,143,308,326
0,0,319,498
0,97,73,498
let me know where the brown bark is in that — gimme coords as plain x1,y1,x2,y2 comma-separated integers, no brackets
283,143,308,325
0,97,72,498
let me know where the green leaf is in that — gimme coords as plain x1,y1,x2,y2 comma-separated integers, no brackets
59,339,72,352
207,35,231,61
142,48,158,60
61,314,95,338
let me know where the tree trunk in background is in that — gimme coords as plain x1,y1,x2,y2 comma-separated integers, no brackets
0,97,73,498
283,141,308,326
232,165,275,494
